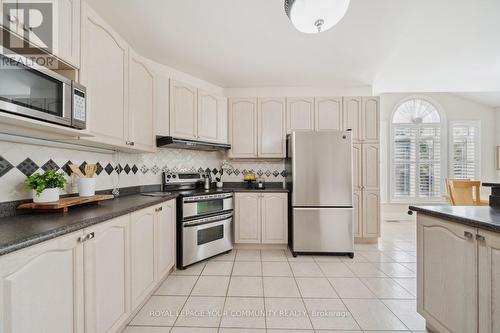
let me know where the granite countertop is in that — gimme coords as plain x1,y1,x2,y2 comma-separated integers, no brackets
409,205,500,233
222,182,289,193
0,193,179,257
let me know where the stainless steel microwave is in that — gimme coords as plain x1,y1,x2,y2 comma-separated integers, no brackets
0,50,86,129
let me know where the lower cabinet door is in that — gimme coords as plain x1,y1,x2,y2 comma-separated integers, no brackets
261,193,288,244
417,215,478,333
362,190,380,238
352,190,362,238
478,229,500,333
235,193,261,243
0,231,85,333
84,215,130,333
155,200,176,280
130,207,156,309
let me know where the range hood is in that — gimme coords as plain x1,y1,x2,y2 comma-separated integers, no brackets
156,136,231,151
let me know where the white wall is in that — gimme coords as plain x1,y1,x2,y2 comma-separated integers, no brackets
380,92,498,206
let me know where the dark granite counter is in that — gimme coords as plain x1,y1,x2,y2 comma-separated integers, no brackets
409,205,500,233
223,182,289,193
0,193,178,256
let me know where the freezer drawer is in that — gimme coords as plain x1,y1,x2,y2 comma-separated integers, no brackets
293,207,353,253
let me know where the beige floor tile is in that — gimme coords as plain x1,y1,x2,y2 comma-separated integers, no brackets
328,278,376,299
123,327,171,333
386,251,416,263
313,255,342,262
232,261,262,276
340,255,369,263
191,276,229,296
209,251,236,261
358,251,396,263
354,244,378,251
170,328,217,333
361,278,414,299
372,262,416,278
393,278,417,297
290,262,324,277
267,330,314,333
201,261,233,276
295,277,338,298
175,296,224,327
383,299,426,331
263,276,301,297
303,298,360,330
265,298,313,330
220,297,266,328
345,263,387,277
262,261,293,277
227,276,263,297
155,275,199,296
285,251,315,262
236,249,261,261
261,249,288,261
317,262,355,277
219,329,265,333
172,263,206,276
130,295,187,326
343,299,407,331
400,262,417,272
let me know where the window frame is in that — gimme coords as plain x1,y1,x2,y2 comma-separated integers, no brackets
448,120,481,180
389,96,447,204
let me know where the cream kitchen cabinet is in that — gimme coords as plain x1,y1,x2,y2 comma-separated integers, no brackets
229,98,258,158
478,229,500,333
170,80,197,140
155,74,170,136
286,97,314,133
197,90,228,143
343,97,362,141
352,144,362,191
352,190,362,238
84,215,130,333
235,192,288,244
315,97,343,131
362,144,380,190
342,96,380,142
128,49,155,152
155,201,176,280
362,190,380,238
417,215,478,333
130,206,156,309
0,231,85,333
80,3,129,147
258,98,286,158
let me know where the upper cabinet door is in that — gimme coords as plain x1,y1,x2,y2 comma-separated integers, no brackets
362,96,380,142
197,90,219,142
229,98,258,158
80,3,128,147
343,97,362,142
315,97,343,131
154,74,170,137
258,98,286,158
286,98,314,133
217,96,228,144
169,80,197,140
129,49,155,152
54,0,81,67
0,231,85,333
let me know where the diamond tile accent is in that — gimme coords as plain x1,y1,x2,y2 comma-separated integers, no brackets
212,168,218,175
233,169,240,176
161,165,169,172
0,156,14,178
61,161,73,176
16,158,39,177
95,163,104,175
41,159,59,172
115,164,123,174
132,165,138,174
140,165,149,174
205,168,211,173
104,163,114,175
124,164,131,174
226,169,233,175
79,162,87,175
265,170,272,177
257,170,264,176
272,170,280,177
198,167,204,173
281,170,287,177
151,165,160,175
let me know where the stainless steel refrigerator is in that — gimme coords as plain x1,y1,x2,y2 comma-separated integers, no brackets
286,130,354,257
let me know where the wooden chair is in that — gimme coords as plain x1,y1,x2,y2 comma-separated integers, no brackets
446,179,489,206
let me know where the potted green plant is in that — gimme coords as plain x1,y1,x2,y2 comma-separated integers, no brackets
25,170,66,203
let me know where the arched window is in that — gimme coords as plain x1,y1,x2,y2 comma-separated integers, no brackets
391,98,443,201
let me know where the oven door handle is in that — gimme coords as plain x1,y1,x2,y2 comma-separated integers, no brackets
183,214,232,228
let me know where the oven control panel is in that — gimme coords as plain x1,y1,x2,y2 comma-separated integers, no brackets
163,172,207,184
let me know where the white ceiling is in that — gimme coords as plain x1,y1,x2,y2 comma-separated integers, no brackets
454,92,500,109
86,0,500,92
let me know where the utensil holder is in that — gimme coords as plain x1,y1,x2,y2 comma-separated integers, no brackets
77,177,97,197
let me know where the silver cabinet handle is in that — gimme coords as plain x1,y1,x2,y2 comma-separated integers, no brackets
155,207,163,212
464,231,473,239
78,235,87,243
125,141,135,146
86,232,95,241
476,234,485,242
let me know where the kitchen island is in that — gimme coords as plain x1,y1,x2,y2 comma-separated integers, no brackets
409,205,500,333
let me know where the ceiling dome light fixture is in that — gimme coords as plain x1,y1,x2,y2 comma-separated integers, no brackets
284,0,350,34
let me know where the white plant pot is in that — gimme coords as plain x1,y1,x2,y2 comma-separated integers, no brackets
33,188,60,203
216,181,223,188
77,177,97,197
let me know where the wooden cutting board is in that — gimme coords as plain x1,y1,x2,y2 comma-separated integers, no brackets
18,194,114,213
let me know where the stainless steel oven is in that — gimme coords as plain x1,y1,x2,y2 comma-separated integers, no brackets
182,193,233,219
181,212,233,267
0,49,86,129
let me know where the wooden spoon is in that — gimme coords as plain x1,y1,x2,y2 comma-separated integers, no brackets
69,164,84,177
85,164,97,178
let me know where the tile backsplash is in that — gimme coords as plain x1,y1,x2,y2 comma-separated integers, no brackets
0,140,285,202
